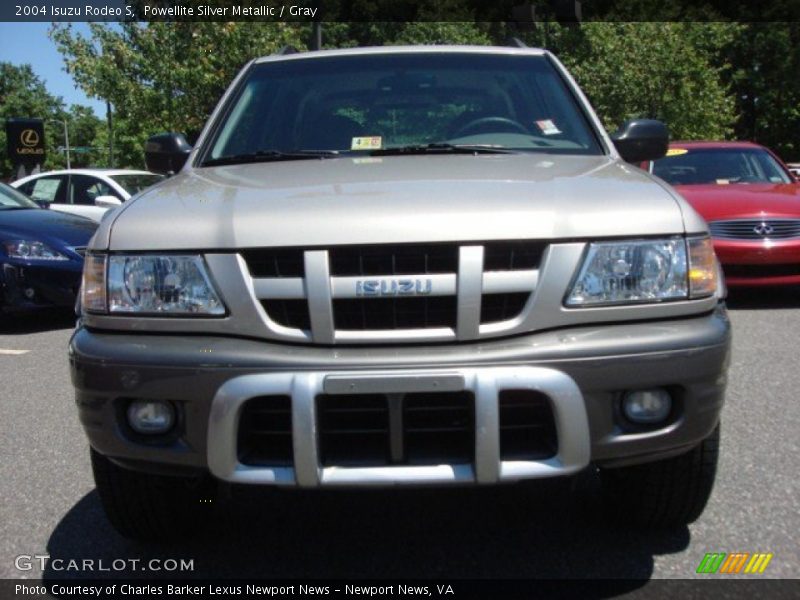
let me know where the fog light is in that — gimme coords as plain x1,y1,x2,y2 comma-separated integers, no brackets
622,389,672,424
126,400,175,434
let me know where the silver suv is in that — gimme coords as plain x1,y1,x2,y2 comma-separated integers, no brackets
72,45,730,541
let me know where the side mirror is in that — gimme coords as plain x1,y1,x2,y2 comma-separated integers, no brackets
33,199,50,209
611,119,669,163
144,132,192,175
94,195,123,209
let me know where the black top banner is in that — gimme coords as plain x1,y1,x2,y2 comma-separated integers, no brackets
1,0,799,22
5,118,46,166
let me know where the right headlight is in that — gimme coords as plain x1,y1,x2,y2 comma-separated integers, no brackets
565,236,717,307
81,254,226,316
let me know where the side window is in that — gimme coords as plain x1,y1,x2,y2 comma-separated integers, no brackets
70,175,116,206
28,176,68,204
17,181,35,195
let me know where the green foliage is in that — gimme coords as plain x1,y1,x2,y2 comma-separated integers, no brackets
50,22,309,168
36,19,800,169
558,23,739,140
726,23,800,161
0,63,104,178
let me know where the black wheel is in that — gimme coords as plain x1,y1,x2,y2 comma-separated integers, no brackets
90,448,216,541
600,425,720,528
452,116,529,138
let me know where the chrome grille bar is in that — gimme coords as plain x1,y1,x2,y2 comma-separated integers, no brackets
304,250,335,344
456,246,484,340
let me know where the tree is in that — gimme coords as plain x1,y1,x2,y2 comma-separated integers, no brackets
725,22,800,161
555,22,739,140
0,63,104,178
51,22,309,168
1,63,65,177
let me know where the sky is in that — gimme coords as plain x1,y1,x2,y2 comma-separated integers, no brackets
0,22,107,117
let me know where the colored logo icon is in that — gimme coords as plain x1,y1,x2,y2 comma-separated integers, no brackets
697,552,773,574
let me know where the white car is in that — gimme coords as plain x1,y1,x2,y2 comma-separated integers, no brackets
11,169,165,222
787,163,800,179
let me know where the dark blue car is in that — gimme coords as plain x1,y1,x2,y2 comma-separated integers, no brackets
0,181,97,313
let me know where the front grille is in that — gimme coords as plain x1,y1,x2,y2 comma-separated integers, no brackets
317,394,389,466
480,293,530,324
333,296,457,330
498,390,557,460
329,244,458,276
261,299,311,330
723,263,800,279
247,241,546,344
484,241,546,270
317,392,474,466
710,219,800,240
404,392,474,464
241,248,304,277
238,395,293,466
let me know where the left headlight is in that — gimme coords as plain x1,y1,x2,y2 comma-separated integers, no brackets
3,240,68,261
566,237,717,307
82,254,225,316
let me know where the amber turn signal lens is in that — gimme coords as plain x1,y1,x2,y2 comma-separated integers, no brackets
688,237,717,298
81,254,107,313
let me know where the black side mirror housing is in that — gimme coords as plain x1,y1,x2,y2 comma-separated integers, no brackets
34,199,50,209
611,119,669,163
144,133,192,175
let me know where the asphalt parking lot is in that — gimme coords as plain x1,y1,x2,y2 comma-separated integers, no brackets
0,289,798,591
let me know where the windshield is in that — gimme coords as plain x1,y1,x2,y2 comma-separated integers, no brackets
203,52,603,165
0,183,39,210
109,174,165,195
652,147,792,185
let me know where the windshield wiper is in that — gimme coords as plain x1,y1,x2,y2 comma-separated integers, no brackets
201,149,340,167
370,143,518,156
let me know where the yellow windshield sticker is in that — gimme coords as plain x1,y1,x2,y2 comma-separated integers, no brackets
667,148,689,156
351,136,382,150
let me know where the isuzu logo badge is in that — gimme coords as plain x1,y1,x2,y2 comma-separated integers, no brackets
356,278,433,297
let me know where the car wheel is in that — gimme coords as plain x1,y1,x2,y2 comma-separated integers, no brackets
90,447,216,541
599,424,720,528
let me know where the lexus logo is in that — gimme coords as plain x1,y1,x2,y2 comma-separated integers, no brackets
753,223,774,236
20,129,40,147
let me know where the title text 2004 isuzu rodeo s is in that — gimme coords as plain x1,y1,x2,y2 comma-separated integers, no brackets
70,46,730,541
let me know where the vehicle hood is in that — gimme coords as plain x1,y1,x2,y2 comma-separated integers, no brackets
102,154,687,251
675,183,800,220
0,208,98,248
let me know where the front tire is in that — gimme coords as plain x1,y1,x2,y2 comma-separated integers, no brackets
90,448,216,541
600,424,720,528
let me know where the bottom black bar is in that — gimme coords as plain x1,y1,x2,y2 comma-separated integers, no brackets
2,579,798,600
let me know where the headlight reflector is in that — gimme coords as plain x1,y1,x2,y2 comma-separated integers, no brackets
566,238,688,306
106,255,225,315
3,240,67,260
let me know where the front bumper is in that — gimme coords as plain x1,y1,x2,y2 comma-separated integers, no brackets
1,259,82,311
70,305,731,486
714,238,800,286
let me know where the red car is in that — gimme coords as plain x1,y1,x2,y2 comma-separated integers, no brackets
647,141,800,286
